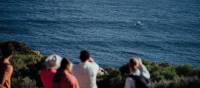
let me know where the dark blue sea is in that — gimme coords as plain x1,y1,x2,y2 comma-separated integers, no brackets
0,0,200,66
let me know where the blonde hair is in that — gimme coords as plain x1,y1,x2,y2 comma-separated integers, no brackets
129,57,140,72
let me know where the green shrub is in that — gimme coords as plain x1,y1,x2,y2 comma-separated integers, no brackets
176,64,194,76
11,53,45,87
1,41,200,88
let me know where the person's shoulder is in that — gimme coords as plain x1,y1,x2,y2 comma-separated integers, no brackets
4,64,13,72
126,77,134,82
5,63,13,68
88,62,99,67
87,62,99,69
65,72,77,82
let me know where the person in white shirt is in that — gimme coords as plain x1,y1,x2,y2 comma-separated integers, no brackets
73,50,99,88
124,57,151,88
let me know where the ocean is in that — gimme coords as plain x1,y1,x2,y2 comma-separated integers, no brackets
0,0,200,66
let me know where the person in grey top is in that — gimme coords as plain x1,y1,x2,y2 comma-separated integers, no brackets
124,57,150,88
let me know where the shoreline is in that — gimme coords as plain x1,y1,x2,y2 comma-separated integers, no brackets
1,41,200,88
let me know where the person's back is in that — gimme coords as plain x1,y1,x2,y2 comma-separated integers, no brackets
0,42,15,88
73,50,99,88
74,61,99,88
40,54,62,88
0,64,13,88
127,75,151,88
53,58,79,88
56,71,79,88
40,68,57,88
124,57,151,88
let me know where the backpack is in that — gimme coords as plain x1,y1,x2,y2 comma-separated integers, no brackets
128,75,152,88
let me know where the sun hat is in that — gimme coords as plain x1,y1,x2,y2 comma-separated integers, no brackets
45,54,63,69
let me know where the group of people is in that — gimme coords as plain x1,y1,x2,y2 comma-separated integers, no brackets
40,50,99,88
0,43,151,88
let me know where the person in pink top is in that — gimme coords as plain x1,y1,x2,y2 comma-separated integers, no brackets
40,54,62,88
53,58,79,88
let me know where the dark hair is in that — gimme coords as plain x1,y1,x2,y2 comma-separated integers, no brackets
0,42,15,62
53,58,70,83
80,50,90,62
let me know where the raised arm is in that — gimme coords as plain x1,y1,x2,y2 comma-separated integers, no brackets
138,59,150,79
139,65,150,79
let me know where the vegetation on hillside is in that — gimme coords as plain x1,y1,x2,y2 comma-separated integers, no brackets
0,41,200,88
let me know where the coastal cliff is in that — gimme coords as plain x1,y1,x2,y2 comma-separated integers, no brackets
0,41,200,88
